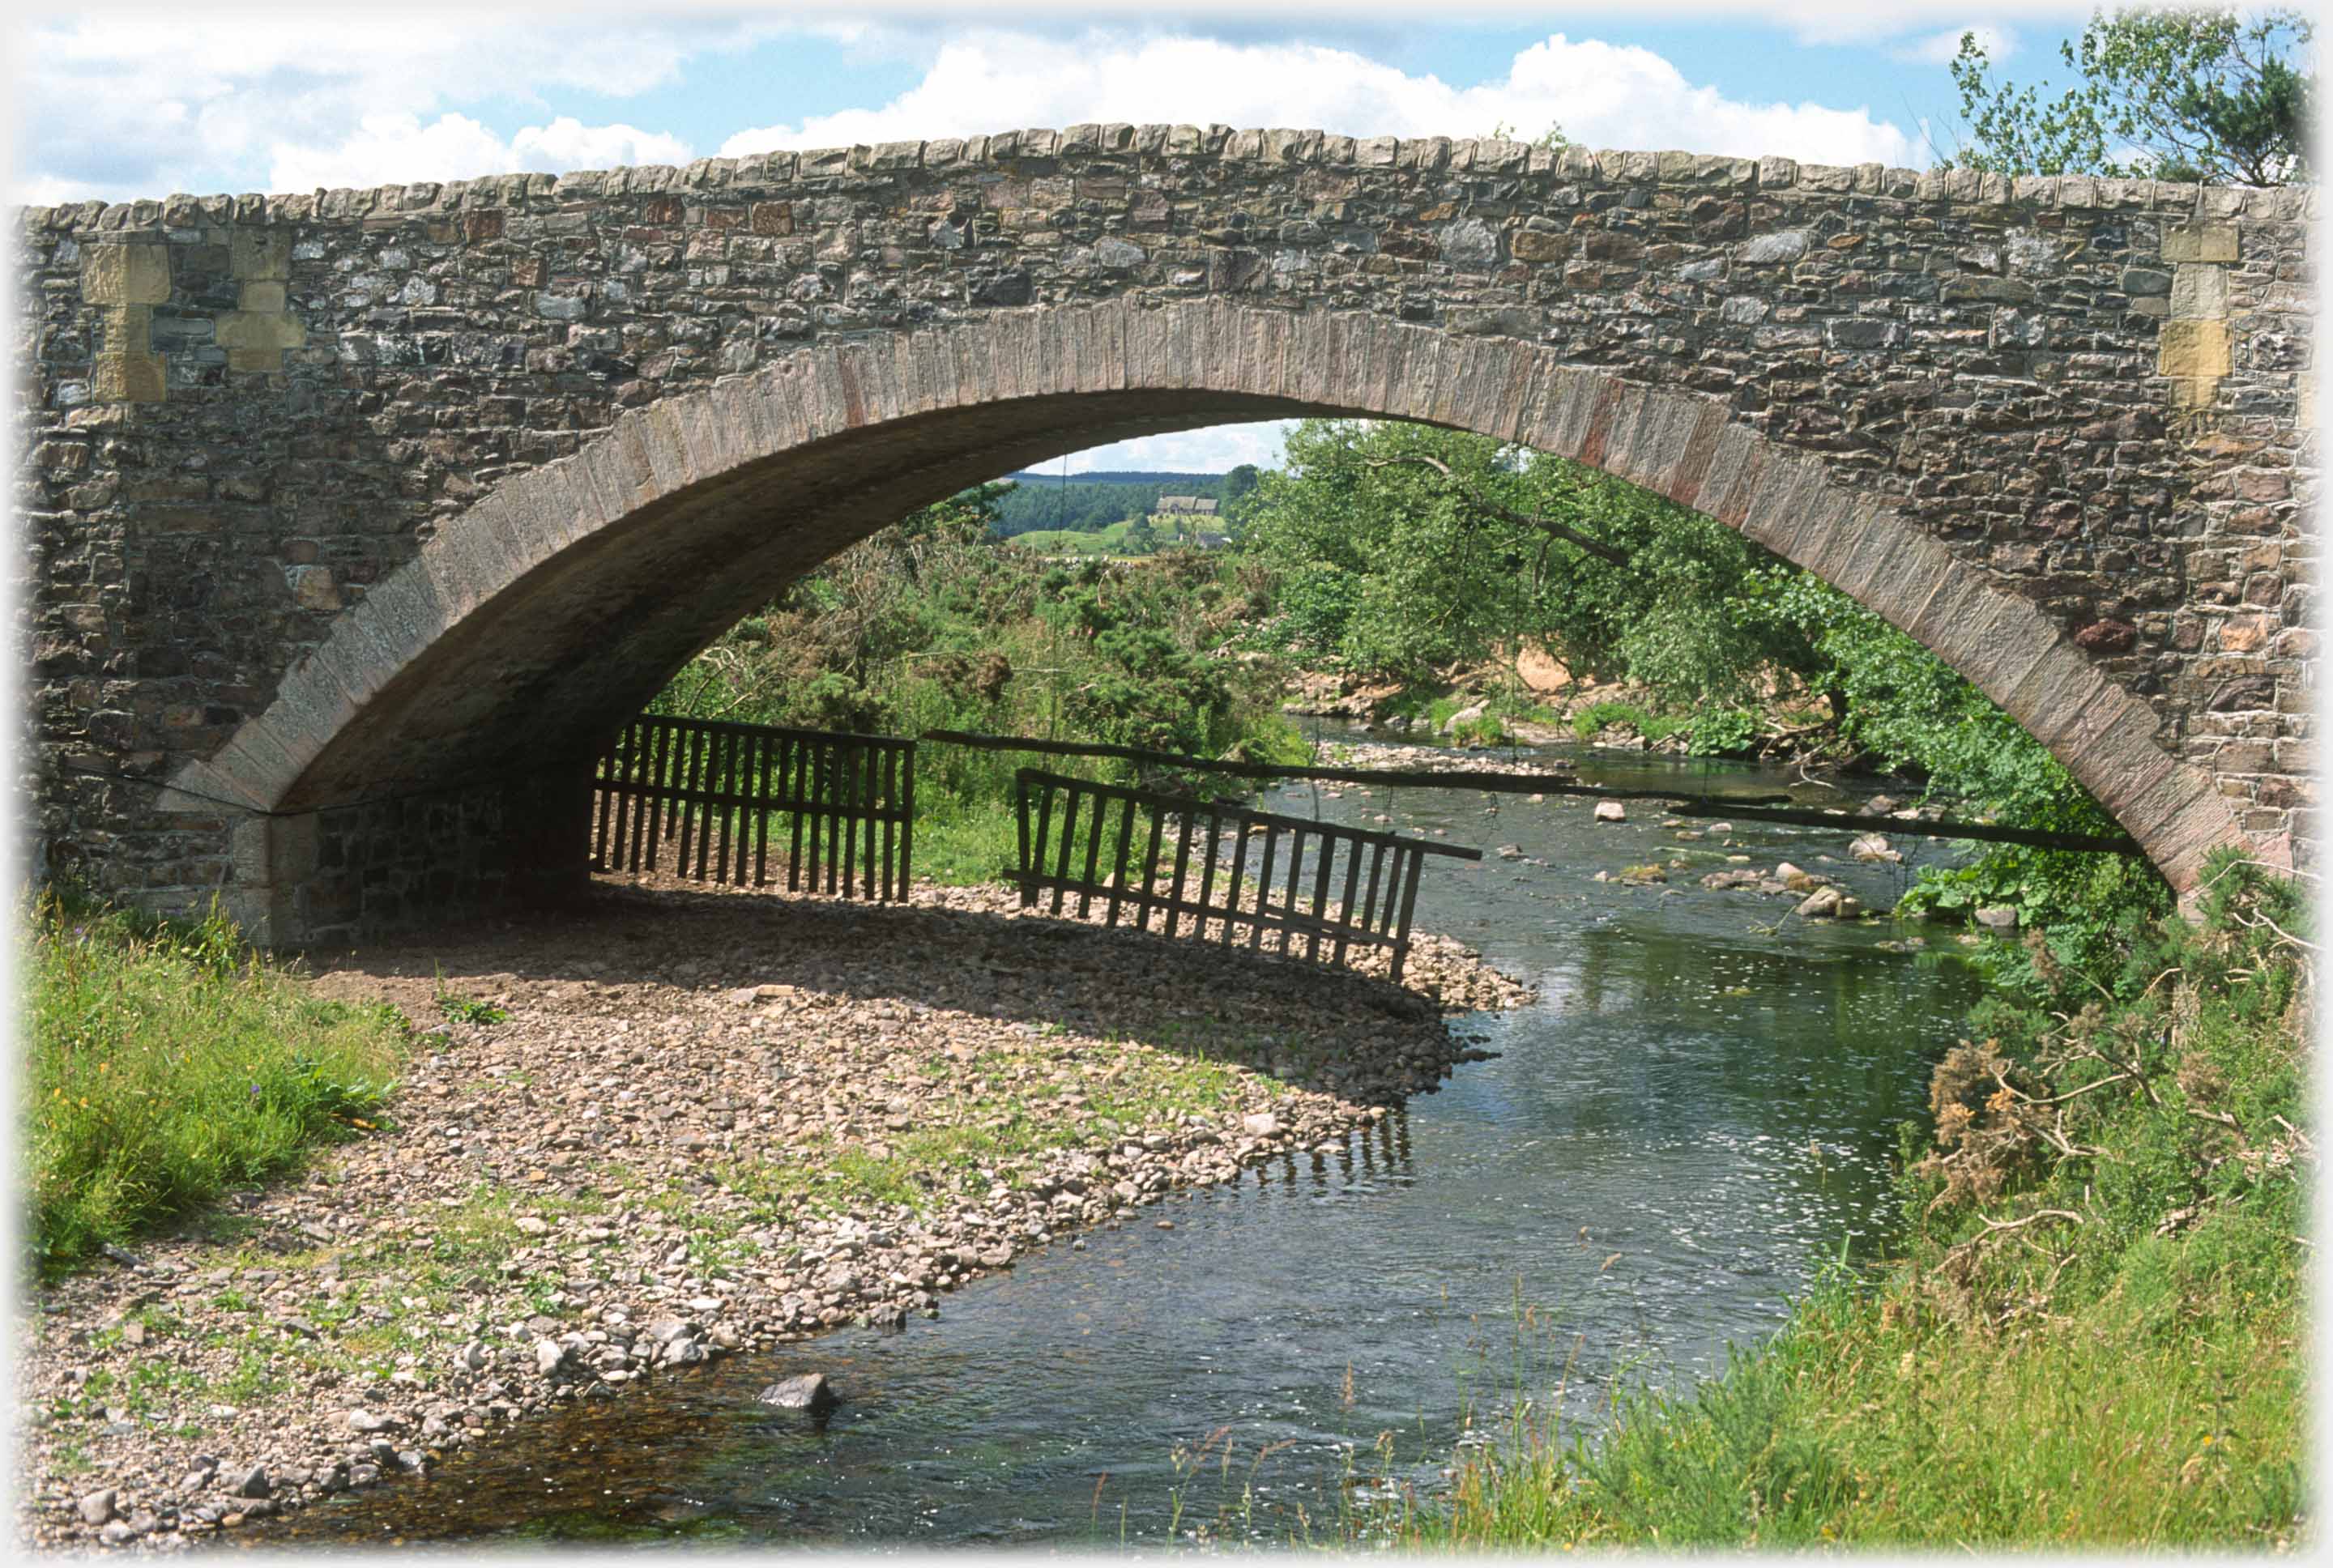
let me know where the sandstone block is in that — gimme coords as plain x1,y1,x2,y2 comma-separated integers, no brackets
2160,223,2238,264
215,310,306,351
92,350,164,403
228,228,291,279
2157,319,2231,380
2168,264,2228,319
81,242,171,305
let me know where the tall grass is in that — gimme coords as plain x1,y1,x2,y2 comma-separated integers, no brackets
1350,853,2310,1549
21,889,407,1273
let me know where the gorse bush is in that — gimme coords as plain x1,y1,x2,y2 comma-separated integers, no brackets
22,888,407,1273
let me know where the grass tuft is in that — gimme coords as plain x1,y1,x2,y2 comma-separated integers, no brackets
22,888,407,1274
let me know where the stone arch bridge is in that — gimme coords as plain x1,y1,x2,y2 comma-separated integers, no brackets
16,126,2316,944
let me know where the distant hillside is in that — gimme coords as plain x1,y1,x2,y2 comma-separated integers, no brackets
992,467,1254,536
1000,469,1226,488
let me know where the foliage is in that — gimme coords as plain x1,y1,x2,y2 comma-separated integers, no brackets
1486,119,1572,151
1947,7,2314,185
1239,420,1817,706
1241,418,2171,940
436,991,507,1026
653,490,1300,883
22,888,407,1273
1355,854,2309,1549
1738,567,2170,958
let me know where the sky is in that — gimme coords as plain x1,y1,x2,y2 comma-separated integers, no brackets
7,0,2113,473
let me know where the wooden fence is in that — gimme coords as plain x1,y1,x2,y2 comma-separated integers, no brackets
1006,768,1478,982
591,714,914,898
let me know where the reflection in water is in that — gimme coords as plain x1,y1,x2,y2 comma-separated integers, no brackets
271,732,1980,1549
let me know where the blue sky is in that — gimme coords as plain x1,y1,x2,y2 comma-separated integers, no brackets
8,2,2106,471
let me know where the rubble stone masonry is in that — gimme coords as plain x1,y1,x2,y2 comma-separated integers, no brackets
12,126,2316,941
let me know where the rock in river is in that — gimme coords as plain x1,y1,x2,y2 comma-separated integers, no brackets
759,1373,840,1417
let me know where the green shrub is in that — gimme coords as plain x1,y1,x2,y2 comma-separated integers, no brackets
654,496,1303,885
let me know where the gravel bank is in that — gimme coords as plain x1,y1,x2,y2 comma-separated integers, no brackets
14,876,1529,1552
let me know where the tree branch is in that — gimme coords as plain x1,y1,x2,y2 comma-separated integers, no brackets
1364,454,1634,569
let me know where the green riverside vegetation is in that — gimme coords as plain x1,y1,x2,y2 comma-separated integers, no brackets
1238,417,2173,963
1339,853,2307,1549
22,889,407,1276
650,481,1304,884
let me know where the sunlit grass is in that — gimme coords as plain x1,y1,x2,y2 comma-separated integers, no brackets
1341,855,2309,1553
22,889,407,1273
1367,1263,2303,1549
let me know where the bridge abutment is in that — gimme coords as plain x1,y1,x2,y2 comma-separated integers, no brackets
204,769,592,947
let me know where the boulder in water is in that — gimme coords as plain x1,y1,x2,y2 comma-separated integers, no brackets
1848,833,1899,863
1796,887,1844,918
1593,800,1626,823
759,1373,840,1417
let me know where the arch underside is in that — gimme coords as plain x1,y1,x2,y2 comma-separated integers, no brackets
173,299,2246,922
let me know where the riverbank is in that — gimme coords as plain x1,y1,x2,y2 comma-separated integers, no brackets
1349,853,2311,1550
13,877,1529,1552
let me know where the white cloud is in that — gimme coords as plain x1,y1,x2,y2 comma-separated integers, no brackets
723,30,1918,168
269,113,695,194
1893,23,2019,66
1729,0,2074,47
13,13,764,201
1058,422,1293,475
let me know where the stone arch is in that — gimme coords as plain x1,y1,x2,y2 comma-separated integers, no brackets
168,297,2244,940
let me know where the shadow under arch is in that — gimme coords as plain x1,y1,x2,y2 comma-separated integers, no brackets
170,297,2245,937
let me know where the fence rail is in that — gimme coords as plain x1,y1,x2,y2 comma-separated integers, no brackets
1007,768,1477,982
591,714,914,898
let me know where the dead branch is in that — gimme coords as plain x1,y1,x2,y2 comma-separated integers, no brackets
1977,1208,2084,1234
2196,857,2320,890
2235,907,2320,953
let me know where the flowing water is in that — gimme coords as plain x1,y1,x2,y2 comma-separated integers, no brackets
271,729,1985,1549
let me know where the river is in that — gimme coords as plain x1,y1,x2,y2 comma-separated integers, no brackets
267,726,1985,1549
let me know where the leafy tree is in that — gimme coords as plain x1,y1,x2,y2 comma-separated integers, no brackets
898,478,1013,544
1948,7,2314,185
1239,420,1818,707
1738,568,2170,957
1241,418,2172,948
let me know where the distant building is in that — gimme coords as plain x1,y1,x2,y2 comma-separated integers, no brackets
1154,496,1218,516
